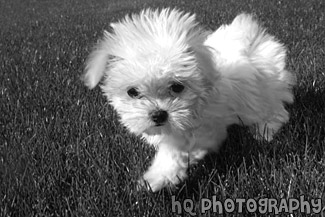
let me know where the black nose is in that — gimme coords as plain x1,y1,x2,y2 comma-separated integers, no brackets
151,110,168,125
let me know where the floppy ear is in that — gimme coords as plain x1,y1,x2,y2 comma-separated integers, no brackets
83,31,113,89
194,45,220,88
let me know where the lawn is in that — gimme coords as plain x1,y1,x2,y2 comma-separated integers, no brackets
0,0,324,216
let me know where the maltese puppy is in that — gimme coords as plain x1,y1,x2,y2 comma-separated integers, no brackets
83,8,295,192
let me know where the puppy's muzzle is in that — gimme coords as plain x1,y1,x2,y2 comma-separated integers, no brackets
151,110,168,126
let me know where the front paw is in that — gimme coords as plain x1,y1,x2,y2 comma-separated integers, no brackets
250,124,276,142
137,176,168,192
137,169,186,192
137,172,172,192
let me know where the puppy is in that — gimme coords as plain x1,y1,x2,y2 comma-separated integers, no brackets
83,8,295,192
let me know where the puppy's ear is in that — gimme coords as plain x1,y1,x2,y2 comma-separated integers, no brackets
83,31,113,89
193,45,220,88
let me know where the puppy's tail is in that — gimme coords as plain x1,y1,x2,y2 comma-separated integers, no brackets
206,13,295,99
206,13,295,140
233,14,295,87
83,31,111,89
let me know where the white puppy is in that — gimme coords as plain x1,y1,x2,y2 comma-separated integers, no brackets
83,8,295,192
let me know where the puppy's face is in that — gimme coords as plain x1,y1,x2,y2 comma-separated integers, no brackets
103,48,211,136
84,9,218,136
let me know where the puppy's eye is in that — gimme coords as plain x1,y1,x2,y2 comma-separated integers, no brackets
127,87,140,98
170,82,185,94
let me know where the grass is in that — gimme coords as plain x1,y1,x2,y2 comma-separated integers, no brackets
0,0,324,216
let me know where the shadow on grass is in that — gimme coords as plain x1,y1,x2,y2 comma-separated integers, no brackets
289,87,325,157
157,86,325,199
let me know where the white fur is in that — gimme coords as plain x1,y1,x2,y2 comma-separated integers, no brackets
84,8,295,192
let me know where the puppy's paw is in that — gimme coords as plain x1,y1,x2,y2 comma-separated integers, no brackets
137,172,173,192
136,175,169,192
250,124,277,142
136,178,150,191
137,168,187,192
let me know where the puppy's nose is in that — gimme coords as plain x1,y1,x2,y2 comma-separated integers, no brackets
151,110,168,125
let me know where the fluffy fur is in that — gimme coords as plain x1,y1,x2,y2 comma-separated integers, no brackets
83,8,295,192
